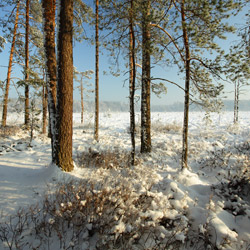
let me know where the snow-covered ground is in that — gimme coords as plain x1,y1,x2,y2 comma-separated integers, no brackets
0,111,250,249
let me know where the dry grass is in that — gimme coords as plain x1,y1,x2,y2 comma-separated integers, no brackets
0,126,22,138
78,148,139,169
128,122,182,137
151,122,182,134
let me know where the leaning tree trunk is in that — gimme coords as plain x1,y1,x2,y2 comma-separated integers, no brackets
181,0,191,169
2,0,20,127
42,0,57,163
141,0,151,153
129,0,136,165
24,0,30,127
55,0,74,172
94,0,99,141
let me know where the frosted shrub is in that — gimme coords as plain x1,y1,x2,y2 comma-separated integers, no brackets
226,123,240,134
199,149,231,171
78,148,133,169
0,179,190,249
41,180,189,249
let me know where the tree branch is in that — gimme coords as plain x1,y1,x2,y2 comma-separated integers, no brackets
150,23,185,62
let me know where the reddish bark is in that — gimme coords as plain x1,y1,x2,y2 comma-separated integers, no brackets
1,1,20,127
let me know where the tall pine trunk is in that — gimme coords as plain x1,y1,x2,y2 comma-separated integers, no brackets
129,0,136,165
42,0,57,163
181,0,191,169
55,0,74,172
24,0,30,127
94,0,99,141
1,0,20,127
141,0,151,153
42,83,48,134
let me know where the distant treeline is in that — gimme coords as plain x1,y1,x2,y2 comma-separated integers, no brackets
1,98,249,113
74,100,250,112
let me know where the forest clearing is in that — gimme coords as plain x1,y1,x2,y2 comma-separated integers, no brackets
0,111,249,249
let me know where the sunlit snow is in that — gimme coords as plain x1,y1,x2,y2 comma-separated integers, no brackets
0,111,250,249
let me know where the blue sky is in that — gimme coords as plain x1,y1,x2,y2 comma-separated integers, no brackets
0,3,249,107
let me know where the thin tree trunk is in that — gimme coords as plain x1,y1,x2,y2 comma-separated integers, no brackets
55,0,74,172
129,0,136,165
233,80,240,124
234,81,237,123
181,0,191,169
1,0,20,127
236,80,239,123
81,76,84,124
42,0,57,162
141,0,151,153
94,0,99,141
42,83,48,134
24,0,30,127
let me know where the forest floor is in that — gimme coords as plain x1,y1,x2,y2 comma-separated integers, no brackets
0,111,250,249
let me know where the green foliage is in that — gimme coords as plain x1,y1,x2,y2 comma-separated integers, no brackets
73,0,93,42
163,0,242,109
0,36,6,52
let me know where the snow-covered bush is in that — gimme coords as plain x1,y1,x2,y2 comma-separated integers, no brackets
0,178,190,249
41,179,190,249
199,148,231,171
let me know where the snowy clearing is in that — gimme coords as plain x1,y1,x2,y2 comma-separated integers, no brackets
0,111,250,249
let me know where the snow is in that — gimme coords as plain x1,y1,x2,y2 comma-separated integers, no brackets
0,111,250,249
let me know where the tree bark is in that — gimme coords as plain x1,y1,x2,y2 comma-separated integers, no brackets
55,0,74,172
42,84,48,134
94,0,99,141
129,0,136,165
42,0,57,162
24,0,30,127
1,0,20,127
181,0,191,169
141,0,151,153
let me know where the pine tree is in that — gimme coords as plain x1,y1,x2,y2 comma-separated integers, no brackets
99,0,140,160
24,0,30,127
42,0,57,162
1,0,20,127
94,0,99,141
180,0,190,169
224,44,250,124
166,0,239,168
74,69,94,125
129,0,136,165
1,0,46,129
55,0,74,172
99,0,168,156
42,72,48,134
141,0,151,153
